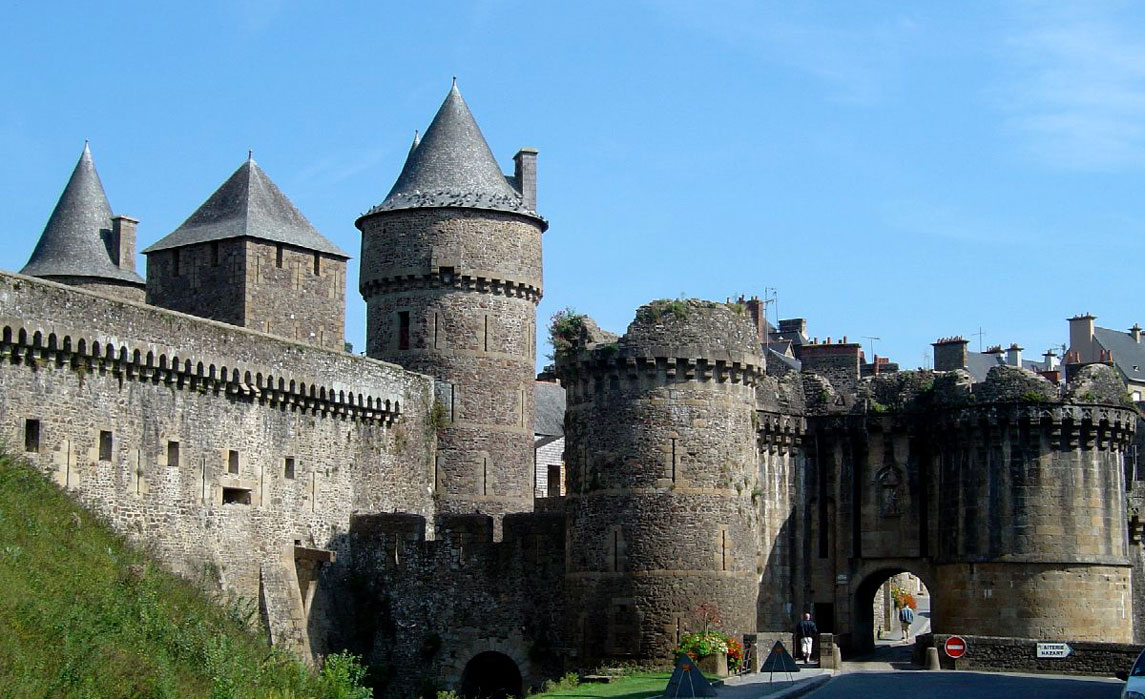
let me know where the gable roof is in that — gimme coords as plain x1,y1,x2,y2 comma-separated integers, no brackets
143,157,347,258
362,82,544,225
21,143,144,285
1094,326,1145,386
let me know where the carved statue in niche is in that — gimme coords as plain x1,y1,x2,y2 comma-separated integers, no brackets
876,464,903,518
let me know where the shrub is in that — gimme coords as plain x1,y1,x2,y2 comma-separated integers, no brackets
315,652,373,699
548,308,586,357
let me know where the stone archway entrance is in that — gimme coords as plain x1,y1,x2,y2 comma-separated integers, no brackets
851,566,934,657
460,651,523,699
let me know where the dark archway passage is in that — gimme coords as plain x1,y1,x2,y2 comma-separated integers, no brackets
460,651,522,699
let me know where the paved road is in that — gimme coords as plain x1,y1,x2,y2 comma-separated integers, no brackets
806,671,1122,698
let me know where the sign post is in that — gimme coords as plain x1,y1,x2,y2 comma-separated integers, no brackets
1036,642,1073,659
944,636,967,659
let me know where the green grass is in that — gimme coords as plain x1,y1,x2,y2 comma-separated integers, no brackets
0,453,370,698
528,673,675,698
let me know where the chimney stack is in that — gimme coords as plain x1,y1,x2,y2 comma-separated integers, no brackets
1068,313,1097,363
1131,323,1142,344
932,336,969,371
1006,343,1023,367
109,215,138,273
513,148,538,211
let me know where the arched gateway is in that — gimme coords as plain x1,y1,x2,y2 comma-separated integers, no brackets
460,651,522,699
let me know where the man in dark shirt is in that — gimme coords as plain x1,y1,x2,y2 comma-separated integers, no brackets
796,613,818,663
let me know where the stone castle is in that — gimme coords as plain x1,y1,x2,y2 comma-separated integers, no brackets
2,83,1142,696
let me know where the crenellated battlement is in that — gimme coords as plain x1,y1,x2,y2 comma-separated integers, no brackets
0,272,423,425
756,410,806,454
560,348,765,403
349,510,566,568
360,269,541,304
936,402,1137,449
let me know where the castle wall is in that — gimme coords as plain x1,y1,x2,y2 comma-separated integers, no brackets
755,411,804,631
347,512,566,697
359,208,542,523
44,275,145,303
0,271,435,659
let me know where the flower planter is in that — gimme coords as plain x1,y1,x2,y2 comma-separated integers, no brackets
697,651,728,678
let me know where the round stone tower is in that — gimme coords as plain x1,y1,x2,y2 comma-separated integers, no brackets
932,364,1137,642
557,300,764,664
356,83,546,521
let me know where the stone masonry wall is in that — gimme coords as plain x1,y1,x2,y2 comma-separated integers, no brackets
147,240,347,351
146,240,246,327
0,271,435,660
347,511,566,697
45,275,146,304
242,239,346,351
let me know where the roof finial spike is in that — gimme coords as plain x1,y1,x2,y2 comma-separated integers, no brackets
248,149,253,162
452,76,457,88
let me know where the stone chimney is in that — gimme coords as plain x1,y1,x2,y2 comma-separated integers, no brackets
779,318,807,336
109,215,138,273
1068,314,1096,363
1006,343,1022,367
1131,323,1142,344
743,296,765,344
932,337,969,371
513,148,538,211
1042,349,1059,371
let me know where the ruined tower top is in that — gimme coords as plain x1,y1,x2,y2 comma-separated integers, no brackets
360,81,545,228
22,142,145,289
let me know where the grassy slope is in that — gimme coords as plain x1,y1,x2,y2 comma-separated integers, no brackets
0,454,361,699
528,673,675,698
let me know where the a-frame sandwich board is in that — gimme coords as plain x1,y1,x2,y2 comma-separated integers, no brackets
662,653,717,697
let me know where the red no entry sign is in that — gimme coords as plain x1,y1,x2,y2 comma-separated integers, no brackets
944,635,967,659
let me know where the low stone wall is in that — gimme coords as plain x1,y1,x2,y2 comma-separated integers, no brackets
919,633,1142,676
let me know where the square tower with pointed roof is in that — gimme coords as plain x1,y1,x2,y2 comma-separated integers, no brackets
143,156,350,350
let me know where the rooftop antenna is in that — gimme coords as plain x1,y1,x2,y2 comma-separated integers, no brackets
972,327,986,352
862,336,881,359
759,288,778,356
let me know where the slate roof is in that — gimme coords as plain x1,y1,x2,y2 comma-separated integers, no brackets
21,143,145,285
1095,327,1145,386
362,82,545,226
143,157,347,258
768,346,801,371
534,381,566,437
964,351,1046,383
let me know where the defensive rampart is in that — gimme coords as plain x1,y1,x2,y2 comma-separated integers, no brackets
0,271,436,661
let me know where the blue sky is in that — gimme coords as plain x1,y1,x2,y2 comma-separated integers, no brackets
2,2,1142,370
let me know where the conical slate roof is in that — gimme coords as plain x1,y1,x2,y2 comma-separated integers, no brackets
362,82,542,221
143,157,348,258
21,143,145,285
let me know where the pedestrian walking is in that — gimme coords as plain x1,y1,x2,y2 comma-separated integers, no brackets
898,604,915,642
796,612,818,663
